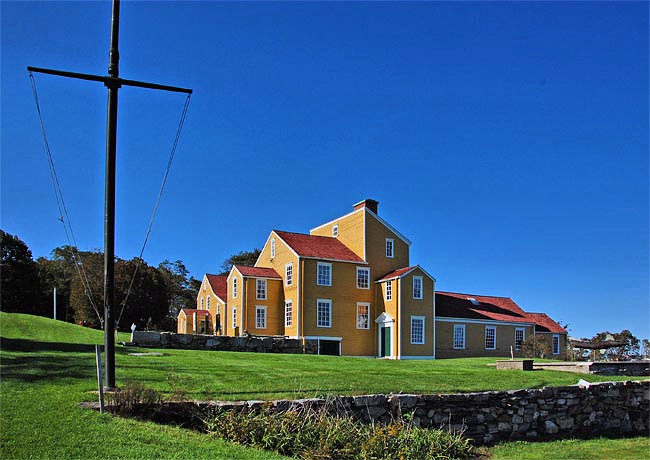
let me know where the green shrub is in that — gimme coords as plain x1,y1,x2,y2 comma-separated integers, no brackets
204,406,472,460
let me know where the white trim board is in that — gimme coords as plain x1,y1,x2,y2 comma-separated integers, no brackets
400,356,435,360
436,317,535,327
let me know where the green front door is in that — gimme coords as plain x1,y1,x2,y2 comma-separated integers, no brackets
380,326,391,357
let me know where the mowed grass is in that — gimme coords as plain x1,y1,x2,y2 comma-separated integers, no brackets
488,437,650,459
1,312,647,459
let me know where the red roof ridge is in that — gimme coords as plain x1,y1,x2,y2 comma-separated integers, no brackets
436,290,513,300
272,230,364,263
233,265,282,278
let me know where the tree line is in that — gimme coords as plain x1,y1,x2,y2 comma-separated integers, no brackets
1,229,202,331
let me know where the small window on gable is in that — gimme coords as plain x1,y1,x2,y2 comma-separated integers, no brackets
332,224,339,237
200,298,204,309
232,277,238,298
207,296,211,309
385,281,392,301
413,276,423,299
385,238,394,258
270,238,276,259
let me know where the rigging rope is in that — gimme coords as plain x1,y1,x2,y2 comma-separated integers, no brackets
29,72,103,324
115,93,192,325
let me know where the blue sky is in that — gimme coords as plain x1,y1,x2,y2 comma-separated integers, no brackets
2,1,648,341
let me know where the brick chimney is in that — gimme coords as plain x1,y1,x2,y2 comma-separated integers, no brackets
353,199,379,214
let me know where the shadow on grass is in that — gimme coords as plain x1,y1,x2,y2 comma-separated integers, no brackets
0,337,97,383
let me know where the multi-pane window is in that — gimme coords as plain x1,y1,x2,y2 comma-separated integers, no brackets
485,326,496,350
232,277,237,298
270,238,276,258
411,316,425,344
413,276,423,299
356,267,370,289
385,238,394,258
332,225,338,237
515,328,525,351
552,334,560,354
317,262,332,286
256,279,267,300
285,263,293,286
207,296,211,310
385,281,392,301
453,324,465,349
232,307,237,329
256,306,267,329
317,299,332,327
356,303,370,329
200,298,204,309
217,304,220,315
285,300,293,327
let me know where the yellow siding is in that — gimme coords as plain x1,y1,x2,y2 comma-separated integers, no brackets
243,278,284,335
434,321,535,358
301,258,374,356
177,310,189,334
534,332,568,360
310,209,365,260
399,269,434,357
196,276,225,334
226,271,242,336
256,233,300,336
365,212,410,279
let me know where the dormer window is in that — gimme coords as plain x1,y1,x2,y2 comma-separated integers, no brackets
270,238,276,259
332,224,339,237
385,238,394,258
468,297,480,306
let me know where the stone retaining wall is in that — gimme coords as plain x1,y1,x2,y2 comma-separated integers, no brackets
129,331,318,354
533,361,650,376
140,380,649,445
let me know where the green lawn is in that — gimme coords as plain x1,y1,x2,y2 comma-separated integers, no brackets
488,437,650,459
1,312,647,459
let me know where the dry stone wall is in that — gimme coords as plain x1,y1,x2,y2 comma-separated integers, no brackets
129,331,318,354
167,380,649,445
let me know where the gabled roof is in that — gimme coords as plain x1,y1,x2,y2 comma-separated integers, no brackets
526,312,567,333
233,265,282,279
274,230,365,263
205,274,227,301
376,265,436,282
435,291,532,324
179,308,211,318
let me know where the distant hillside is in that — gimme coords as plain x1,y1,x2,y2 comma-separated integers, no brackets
0,312,127,344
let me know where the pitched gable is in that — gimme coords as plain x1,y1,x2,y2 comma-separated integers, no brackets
205,274,227,301
274,230,365,263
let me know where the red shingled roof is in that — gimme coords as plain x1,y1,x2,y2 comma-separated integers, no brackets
180,308,210,317
377,266,416,281
234,265,282,279
206,274,227,301
526,312,566,333
435,291,531,323
274,230,365,263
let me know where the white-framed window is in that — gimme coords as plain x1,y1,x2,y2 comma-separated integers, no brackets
285,263,293,286
385,238,394,258
356,303,370,329
232,277,237,298
317,262,332,286
485,326,496,350
413,276,423,299
256,306,267,329
217,304,220,315
232,307,237,329
200,298,204,309
453,324,465,349
515,328,525,351
256,278,267,300
385,281,392,301
552,334,561,355
411,316,425,344
270,238,276,258
356,267,370,289
207,296,211,310
317,299,332,328
202,283,206,291
285,300,293,327
332,224,338,237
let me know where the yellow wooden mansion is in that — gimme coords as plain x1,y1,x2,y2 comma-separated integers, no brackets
179,199,567,359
